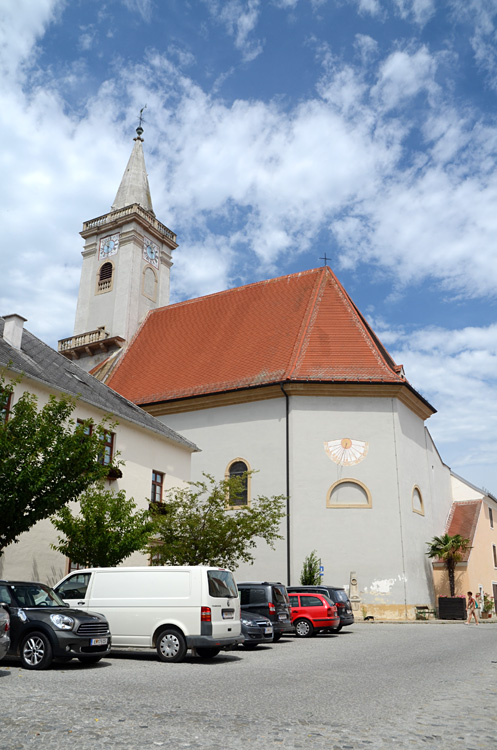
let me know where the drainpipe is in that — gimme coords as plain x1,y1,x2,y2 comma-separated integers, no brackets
279,384,291,585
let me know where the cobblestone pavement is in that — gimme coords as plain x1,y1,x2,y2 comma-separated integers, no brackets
2,622,496,749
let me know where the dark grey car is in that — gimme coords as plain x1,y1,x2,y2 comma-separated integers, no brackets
0,580,111,670
287,585,355,631
237,582,293,641
240,609,273,648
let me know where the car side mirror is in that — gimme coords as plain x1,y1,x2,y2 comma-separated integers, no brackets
0,602,10,611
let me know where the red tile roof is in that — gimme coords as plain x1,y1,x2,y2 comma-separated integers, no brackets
107,266,428,406
446,501,482,561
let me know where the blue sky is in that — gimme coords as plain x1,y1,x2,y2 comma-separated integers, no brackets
0,0,496,494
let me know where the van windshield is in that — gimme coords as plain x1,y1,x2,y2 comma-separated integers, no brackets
207,570,238,598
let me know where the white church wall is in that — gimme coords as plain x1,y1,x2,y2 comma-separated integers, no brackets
389,401,453,612
162,398,290,583
289,394,410,615
163,391,454,618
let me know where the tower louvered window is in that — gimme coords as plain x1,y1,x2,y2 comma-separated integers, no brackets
98,262,113,293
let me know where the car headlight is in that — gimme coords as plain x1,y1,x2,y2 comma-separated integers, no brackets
241,618,251,626
50,613,75,630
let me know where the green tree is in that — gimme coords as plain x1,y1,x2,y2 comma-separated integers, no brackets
147,473,286,570
300,550,322,585
0,378,113,553
51,482,155,567
426,533,471,597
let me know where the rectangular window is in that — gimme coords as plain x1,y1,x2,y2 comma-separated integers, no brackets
98,430,114,466
151,471,164,504
0,390,11,423
77,418,92,436
77,420,114,466
493,545,497,568
490,508,494,529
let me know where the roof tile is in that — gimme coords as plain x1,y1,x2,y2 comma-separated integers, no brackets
107,267,412,404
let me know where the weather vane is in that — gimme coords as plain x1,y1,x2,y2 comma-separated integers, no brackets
136,105,147,137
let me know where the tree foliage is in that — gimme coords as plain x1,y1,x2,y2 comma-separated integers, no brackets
300,550,322,585
147,473,286,570
0,378,113,553
426,533,471,597
51,482,155,567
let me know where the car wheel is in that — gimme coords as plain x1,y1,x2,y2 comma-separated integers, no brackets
78,655,104,664
329,625,343,633
156,628,187,663
272,632,283,642
195,647,221,658
20,631,53,670
242,642,259,649
294,618,314,638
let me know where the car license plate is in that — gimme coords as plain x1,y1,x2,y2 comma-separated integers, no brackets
222,610,234,619
278,613,287,620
264,627,273,634
90,637,108,646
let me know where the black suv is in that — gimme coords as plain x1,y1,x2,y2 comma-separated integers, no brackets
237,581,293,641
0,580,111,670
287,585,355,631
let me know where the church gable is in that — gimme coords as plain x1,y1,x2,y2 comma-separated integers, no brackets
107,266,423,407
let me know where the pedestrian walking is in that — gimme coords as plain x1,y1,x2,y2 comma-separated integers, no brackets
466,591,479,625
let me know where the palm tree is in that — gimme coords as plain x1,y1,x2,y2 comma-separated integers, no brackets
426,534,471,596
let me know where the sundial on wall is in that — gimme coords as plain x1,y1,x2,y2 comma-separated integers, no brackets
324,438,369,466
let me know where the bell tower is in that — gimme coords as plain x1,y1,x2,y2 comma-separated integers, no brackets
58,126,177,372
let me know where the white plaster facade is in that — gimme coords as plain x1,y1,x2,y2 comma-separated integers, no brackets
162,389,453,619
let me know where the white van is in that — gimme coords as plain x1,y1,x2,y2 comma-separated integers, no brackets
54,566,242,662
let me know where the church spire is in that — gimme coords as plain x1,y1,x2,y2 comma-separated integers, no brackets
111,125,155,215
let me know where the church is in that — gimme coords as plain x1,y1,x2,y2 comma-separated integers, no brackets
58,127,497,619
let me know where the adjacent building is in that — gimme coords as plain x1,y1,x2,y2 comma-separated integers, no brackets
0,313,198,585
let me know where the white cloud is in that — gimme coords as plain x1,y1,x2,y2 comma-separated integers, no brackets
371,47,439,111
0,0,64,81
392,0,436,25
370,320,497,489
450,0,497,90
122,0,153,23
203,0,264,62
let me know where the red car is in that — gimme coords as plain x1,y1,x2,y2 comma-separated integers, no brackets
288,592,340,637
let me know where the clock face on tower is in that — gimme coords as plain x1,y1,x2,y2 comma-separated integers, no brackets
143,238,159,269
99,233,120,260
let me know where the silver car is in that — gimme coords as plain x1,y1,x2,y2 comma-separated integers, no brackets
0,605,10,662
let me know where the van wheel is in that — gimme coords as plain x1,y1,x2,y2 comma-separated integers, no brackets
196,647,221,658
294,618,314,638
20,631,53,670
272,632,282,642
156,629,187,663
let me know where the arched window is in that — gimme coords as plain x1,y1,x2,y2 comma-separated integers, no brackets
412,486,424,515
226,458,251,507
142,266,157,301
97,262,113,294
326,478,372,508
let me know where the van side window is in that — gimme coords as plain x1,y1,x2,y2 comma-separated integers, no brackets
56,573,90,600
